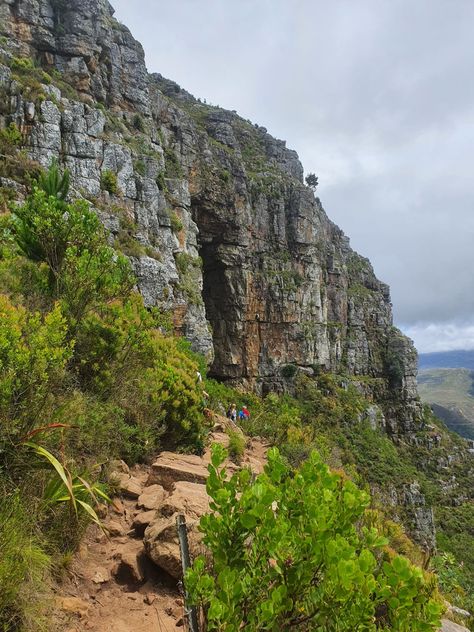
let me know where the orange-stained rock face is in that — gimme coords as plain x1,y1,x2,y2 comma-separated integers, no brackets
0,0,421,433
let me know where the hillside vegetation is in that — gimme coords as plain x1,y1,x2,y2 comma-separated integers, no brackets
0,165,208,630
0,164,450,631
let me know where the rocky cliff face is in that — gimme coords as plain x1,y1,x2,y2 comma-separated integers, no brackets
0,0,421,435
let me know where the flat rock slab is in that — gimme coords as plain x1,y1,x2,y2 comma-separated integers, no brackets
440,620,471,632
147,452,210,490
160,481,209,520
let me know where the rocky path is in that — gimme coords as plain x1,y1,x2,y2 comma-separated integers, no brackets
53,420,468,632
54,421,267,632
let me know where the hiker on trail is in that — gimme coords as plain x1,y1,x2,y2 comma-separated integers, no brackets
227,404,237,423
238,405,250,421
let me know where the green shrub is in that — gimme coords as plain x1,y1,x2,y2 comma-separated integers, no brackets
10,181,134,326
36,160,69,200
10,57,35,71
100,169,119,195
156,171,167,191
186,445,443,631
0,123,23,155
164,146,183,179
0,296,72,466
134,159,146,176
170,211,183,233
227,430,245,463
219,169,231,183
281,363,298,379
132,113,145,132
8,57,51,100
175,251,202,274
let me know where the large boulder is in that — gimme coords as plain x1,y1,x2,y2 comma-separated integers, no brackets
143,481,209,578
143,513,201,579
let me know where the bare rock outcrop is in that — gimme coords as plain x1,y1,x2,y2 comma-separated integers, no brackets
0,0,422,435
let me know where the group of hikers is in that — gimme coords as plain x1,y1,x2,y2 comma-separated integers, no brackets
196,370,250,425
226,403,250,424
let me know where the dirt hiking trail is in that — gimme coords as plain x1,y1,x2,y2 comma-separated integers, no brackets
54,419,268,632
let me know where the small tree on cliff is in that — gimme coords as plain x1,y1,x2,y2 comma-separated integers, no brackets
186,445,442,631
305,172,319,190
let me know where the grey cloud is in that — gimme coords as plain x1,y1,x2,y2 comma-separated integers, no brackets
112,0,474,351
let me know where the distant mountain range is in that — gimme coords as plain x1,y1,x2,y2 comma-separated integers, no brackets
418,349,474,370
418,366,474,440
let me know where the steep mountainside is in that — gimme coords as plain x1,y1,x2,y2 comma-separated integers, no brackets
0,0,420,435
2,0,474,616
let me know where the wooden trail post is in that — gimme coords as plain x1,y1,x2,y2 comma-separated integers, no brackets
176,514,200,632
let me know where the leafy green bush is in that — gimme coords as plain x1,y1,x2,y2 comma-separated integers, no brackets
227,430,245,463
100,169,119,195
281,363,298,379
134,159,146,176
170,211,184,233
0,123,23,155
186,445,443,631
10,185,133,326
132,113,145,132
0,296,72,465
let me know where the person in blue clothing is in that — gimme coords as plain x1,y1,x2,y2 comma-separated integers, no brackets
238,405,250,421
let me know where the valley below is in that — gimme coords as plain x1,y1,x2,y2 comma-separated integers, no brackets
418,368,474,440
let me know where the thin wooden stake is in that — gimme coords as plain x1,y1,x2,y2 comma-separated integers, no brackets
176,514,200,632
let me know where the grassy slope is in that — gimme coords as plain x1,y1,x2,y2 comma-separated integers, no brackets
418,368,474,440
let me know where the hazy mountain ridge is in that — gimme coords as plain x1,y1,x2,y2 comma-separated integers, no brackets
419,350,474,371
418,367,474,440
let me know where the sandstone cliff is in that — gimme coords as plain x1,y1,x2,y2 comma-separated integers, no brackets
0,0,419,434
4,1,474,610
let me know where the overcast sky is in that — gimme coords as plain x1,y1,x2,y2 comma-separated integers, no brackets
112,0,474,354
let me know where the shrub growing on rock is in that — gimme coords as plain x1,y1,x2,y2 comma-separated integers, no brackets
100,169,119,195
